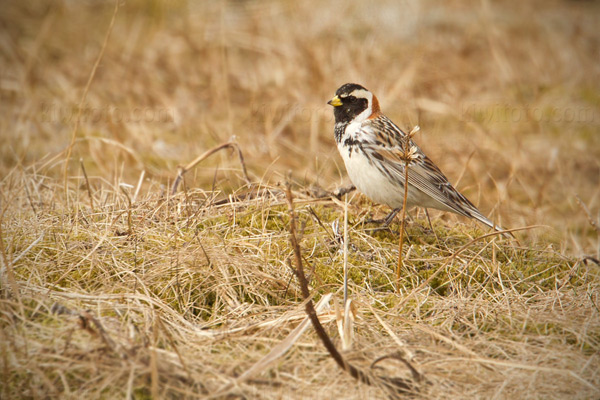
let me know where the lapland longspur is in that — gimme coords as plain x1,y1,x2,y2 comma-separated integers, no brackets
328,83,504,232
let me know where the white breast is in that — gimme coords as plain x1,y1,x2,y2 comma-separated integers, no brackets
336,122,445,210
336,122,405,208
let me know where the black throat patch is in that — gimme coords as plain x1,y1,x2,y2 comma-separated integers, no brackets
331,83,370,124
333,97,368,124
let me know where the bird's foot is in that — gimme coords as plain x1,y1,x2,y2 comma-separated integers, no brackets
365,208,402,227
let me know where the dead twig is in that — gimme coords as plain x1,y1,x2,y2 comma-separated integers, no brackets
575,195,600,235
396,126,420,293
80,159,95,211
371,352,423,384
119,184,134,235
63,0,119,200
284,175,416,398
171,141,251,195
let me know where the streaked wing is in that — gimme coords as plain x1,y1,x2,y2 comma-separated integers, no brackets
362,116,492,224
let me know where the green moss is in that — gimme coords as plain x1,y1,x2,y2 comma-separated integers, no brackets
132,387,152,400
7,184,587,325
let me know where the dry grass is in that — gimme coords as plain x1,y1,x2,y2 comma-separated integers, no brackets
1,0,600,398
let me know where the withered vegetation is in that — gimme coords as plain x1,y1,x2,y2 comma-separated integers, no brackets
1,1,599,398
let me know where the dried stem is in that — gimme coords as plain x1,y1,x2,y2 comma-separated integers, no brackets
575,195,600,235
285,178,366,380
62,0,119,202
396,126,420,293
284,176,415,397
396,161,410,292
80,159,95,211
171,141,251,195
119,185,133,235
343,194,349,306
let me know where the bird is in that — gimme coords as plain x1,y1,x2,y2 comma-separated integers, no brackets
327,82,506,233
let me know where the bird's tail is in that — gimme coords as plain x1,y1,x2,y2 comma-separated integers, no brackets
468,209,514,239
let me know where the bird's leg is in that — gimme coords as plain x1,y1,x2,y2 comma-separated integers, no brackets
383,208,401,226
424,208,440,243
366,207,402,227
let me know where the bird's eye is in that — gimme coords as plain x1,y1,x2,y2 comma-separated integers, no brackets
348,96,357,103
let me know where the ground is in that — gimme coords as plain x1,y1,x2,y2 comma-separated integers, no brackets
1,1,599,399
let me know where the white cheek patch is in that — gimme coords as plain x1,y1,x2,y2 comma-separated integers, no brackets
350,89,370,99
350,89,373,123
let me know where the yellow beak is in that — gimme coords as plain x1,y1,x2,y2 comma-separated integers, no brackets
327,95,342,107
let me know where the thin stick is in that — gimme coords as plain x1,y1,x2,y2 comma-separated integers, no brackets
171,141,251,195
284,178,366,382
119,185,133,235
396,126,420,293
63,1,119,201
343,194,349,306
80,159,95,211
133,170,145,204
575,195,600,234
283,177,415,396
396,169,409,292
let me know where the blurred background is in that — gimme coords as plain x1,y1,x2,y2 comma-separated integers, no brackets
1,0,599,253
